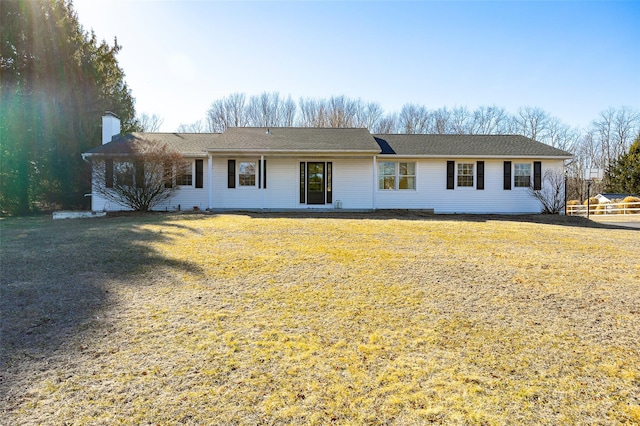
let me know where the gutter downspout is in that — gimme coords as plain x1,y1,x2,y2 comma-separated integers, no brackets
372,155,377,210
208,154,213,210
260,155,265,210
81,153,95,211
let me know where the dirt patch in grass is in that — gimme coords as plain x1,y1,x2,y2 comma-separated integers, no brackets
1,213,639,424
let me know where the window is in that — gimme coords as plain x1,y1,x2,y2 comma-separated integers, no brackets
176,162,193,186
115,161,134,187
457,163,474,187
378,162,415,190
378,162,396,190
229,159,265,188
399,162,415,189
238,161,256,186
514,163,531,187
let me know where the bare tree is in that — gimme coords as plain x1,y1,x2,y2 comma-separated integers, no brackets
325,96,357,127
398,104,430,134
470,105,510,134
138,113,164,132
206,92,248,132
584,107,640,172
431,107,450,134
245,92,297,127
226,92,248,127
298,97,328,127
546,117,580,152
612,106,640,154
372,114,398,134
449,106,472,134
592,107,616,168
281,95,297,126
567,130,608,201
511,106,551,141
354,101,384,130
528,169,566,214
176,119,206,133
90,138,186,211
247,92,278,127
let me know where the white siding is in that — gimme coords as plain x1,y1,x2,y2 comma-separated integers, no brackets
91,157,209,212
90,155,565,214
375,159,565,213
331,158,374,209
210,156,374,210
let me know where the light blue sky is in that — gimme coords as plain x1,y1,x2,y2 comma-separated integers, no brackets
74,0,640,132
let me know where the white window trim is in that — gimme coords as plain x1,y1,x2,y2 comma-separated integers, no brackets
237,159,258,188
377,161,416,191
176,160,195,187
456,162,474,189
514,162,532,189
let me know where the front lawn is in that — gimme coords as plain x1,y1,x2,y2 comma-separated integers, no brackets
1,213,639,424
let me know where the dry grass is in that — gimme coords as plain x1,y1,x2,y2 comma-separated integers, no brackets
1,212,639,425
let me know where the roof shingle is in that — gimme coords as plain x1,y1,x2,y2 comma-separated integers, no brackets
211,127,381,152
85,129,572,159
86,133,219,156
373,134,572,158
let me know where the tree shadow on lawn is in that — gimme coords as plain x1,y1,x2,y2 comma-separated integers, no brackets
201,209,640,231
0,214,204,401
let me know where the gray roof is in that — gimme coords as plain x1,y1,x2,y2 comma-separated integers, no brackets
86,133,219,157
210,127,381,153
373,134,572,158
85,129,572,159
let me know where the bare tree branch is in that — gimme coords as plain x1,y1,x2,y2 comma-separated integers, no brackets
90,138,186,211
176,120,206,133
138,113,164,132
528,169,566,214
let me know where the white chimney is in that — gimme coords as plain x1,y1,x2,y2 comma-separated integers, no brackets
102,112,121,144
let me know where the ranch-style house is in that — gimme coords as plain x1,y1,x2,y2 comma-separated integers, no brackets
83,113,572,214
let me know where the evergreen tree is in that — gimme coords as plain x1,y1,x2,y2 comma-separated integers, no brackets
1,0,139,214
605,133,640,195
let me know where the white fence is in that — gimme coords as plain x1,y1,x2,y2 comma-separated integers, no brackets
567,201,640,216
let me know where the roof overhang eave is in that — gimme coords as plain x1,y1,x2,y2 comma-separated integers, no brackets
205,149,380,156
376,154,573,160
82,151,208,158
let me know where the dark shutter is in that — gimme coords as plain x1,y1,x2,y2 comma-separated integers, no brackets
263,159,267,189
106,159,113,188
326,162,332,204
446,161,455,190
195,159,203,188
164,161,173,188
258,160,261,189
299,162,305,204
533,161,542,190
135,161,145,188
227,160,235,188
476,161,484,190
504,161,512,190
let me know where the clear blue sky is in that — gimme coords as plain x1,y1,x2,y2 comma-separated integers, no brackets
74,0,640,132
